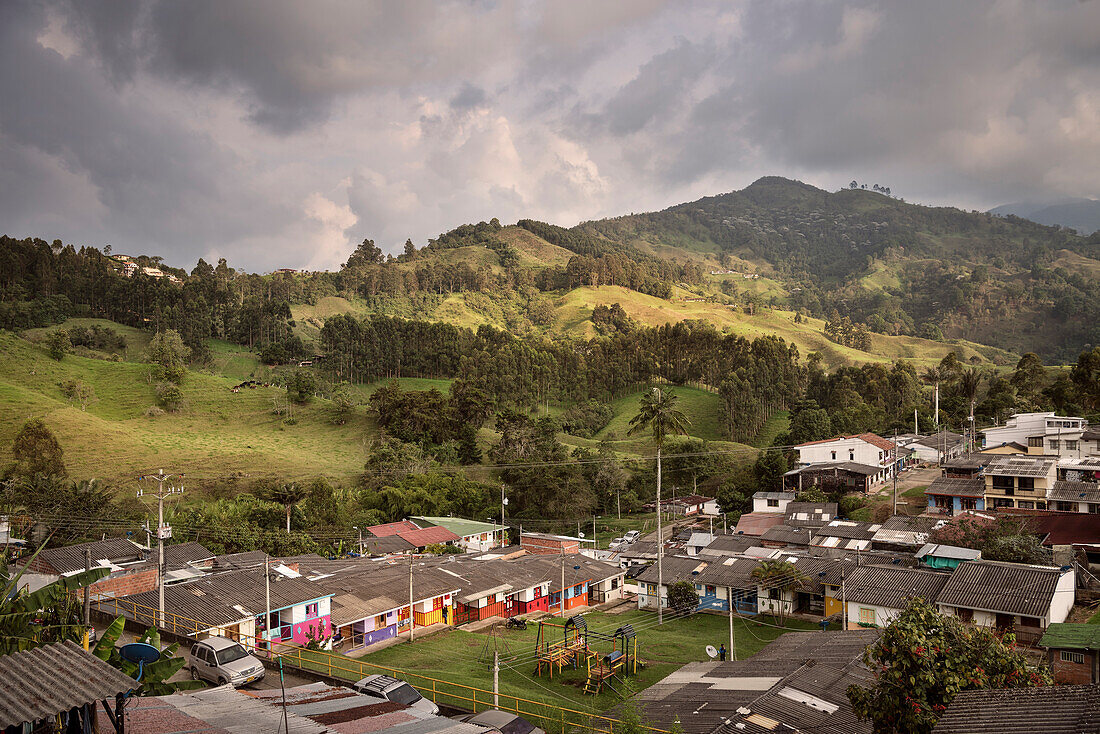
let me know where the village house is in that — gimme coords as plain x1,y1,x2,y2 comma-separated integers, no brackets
663,494,719,516
793,432,901,487
785,501,838,527
1039,623,1100,684
410,516,507,552
520,532,581,555
870,515,942,552
907,430,967,464
17,537,158,597
925,476,987,515
936,559,1075,644
844,564,951,628
810,520,880,551
981,412,1094,458
751,491,795,514
982,454,1057,510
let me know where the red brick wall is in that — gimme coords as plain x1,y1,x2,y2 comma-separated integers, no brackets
521,536,579,555
1048,649,1097,685
91,567,159,599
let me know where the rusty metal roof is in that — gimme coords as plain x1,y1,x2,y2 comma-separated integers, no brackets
0,640,136,728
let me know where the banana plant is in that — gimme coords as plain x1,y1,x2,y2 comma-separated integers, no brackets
0,541,109,655
93,616,205,695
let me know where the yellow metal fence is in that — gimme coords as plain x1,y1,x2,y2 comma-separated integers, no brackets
92,595,666,734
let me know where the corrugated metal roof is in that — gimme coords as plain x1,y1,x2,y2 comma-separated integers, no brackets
162,684,328,733
844,564,951,610
164,541,216,570
1049,480,1100,503
0,640,136,728
915,543,982,561
985,456,1056,477
937,560,1068,618
367,521,421,537
925,476,986,497
410,516,505,539
33,538,147,574
734,513,786,536
930,684,1100,734
1038,623,1100,651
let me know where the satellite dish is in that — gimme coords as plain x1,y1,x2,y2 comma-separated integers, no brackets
706,645,718,659
120,642,161,682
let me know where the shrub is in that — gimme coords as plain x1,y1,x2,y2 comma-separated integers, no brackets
155,381,183,411
46,329,71,361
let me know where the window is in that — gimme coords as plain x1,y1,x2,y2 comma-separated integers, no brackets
960,498,978,511
1061,651,1086,664
830,451,836,460
849,450,855,461
1049,439,1060,450
957,608,973,623
1089,504,1100,514
859,608,875,625
992,475,1013,490
1067,440,1079,451
1018,477,1034,491
993,498,1015,508
1028,436,1043,448
305,603,318,618
1056,501,1077,512
879,451,884,461
767,498,779,507
375,614,386,628
1017,501,1034,509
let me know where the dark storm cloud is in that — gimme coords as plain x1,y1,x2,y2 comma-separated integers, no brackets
2,0,1098,270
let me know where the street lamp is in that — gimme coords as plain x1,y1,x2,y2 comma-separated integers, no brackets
500,485,509,548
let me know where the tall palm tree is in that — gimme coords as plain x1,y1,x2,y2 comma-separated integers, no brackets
269,482,308,533
628,387,690,624
921,366,945,431
958,368,985,451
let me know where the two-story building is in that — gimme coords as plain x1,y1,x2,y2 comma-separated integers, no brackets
982,412,1092,458
751,492,795,514
794,433,901,487
982,455,1057,510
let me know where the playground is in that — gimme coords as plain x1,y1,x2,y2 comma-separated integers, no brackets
356,609,824,711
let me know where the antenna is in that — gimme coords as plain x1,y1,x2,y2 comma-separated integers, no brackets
706,645,718,659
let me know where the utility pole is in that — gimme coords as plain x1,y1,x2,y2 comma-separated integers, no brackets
500,485,508,548
841,566,848,631
914,408,918,436
492,650,500,707
265,554,272,655
560,551,566,617
592,516,597,550
934,382,940,432
137,469,183,628
409,554,415,643
727,585,735,661
83,548,92,627
892,429,898,516
655,389,664,626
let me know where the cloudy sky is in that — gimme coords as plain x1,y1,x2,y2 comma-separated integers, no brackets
2,1,1098,271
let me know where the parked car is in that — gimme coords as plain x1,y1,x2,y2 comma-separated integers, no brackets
457,710,545,734
352,674,439,715
189,636,265,687
622,531,641,543
609,537,625,548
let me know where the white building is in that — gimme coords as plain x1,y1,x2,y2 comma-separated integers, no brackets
752,492,795,514
982,413,1092,458
795,433,899,485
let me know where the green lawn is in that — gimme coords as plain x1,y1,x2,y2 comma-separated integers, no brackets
290,610,822,719
1089,607,1100,624
596,386,726,443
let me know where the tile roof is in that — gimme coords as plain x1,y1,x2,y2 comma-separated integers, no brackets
925,476,987,497
930,684,1100,734
397,526,461,547
666,494,715,506
1039,623,1100,650
734,512,787,536
785,461,882,476
1017,511,1100,545
937,560,1069,618
845,564,951,610
34,538,147,574
366,520,421,537
796,432,896,451
0,640,136,729
1049,480,1100,503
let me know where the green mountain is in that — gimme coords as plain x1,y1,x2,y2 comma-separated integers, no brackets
567,177,1100,360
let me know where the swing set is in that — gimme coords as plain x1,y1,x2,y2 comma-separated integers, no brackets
533,615,637,696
